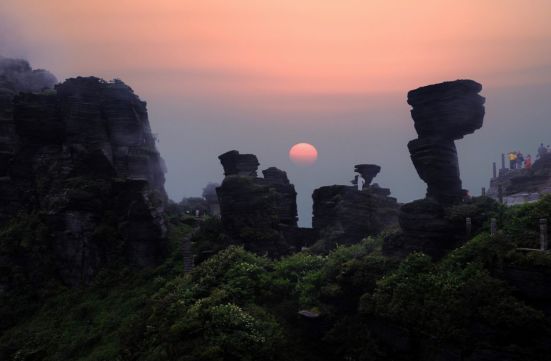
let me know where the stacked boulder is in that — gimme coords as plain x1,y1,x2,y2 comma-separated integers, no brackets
384,80,486,259
0,68,168,287
216,150,305,256
312,164,399,250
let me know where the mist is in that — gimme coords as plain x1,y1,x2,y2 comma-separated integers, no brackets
0,56,57,93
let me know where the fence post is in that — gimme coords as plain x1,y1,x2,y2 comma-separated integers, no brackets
490,218,497,237
540,219,548,251
466,217,472,239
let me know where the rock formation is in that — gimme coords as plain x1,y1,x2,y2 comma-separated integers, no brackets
407,80,485,204
0,66,167,287
354,164,381,187
312,165,399,249
216,150,306,255
218,150,260,177
384,80,486,259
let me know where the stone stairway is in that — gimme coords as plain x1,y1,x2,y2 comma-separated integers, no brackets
182,235,194,273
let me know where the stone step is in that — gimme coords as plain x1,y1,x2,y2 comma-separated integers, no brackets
182,236,194,273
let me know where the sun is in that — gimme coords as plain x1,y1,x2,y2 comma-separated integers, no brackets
289,143,318,166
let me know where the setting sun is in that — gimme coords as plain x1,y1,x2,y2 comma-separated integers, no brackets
289,142,318,166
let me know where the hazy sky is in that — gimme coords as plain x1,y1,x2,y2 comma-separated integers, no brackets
2,0,551,226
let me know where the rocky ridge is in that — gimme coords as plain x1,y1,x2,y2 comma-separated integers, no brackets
0,62,167,287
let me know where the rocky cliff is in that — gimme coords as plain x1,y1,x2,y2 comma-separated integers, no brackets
0,61,167,287
216,150,310,256
312,164,399,249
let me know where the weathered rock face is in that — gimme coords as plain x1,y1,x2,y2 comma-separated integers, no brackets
0,70,167,287
408,138,463,205
261,167,298,227
385,80,486,259
312,165,399,249
218,150,260,177
407,80,485,204
488,153,551,204
407,79,485,140
216,151,302,256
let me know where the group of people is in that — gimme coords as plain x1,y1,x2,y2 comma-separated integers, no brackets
508,151,531,170
508,143,550,170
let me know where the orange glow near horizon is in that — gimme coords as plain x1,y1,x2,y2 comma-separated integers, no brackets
2,0,551,99
289,143,318,166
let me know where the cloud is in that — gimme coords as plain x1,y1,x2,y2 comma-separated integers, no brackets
0,56,57,93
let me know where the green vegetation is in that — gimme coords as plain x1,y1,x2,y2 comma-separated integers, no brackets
0,197,550,360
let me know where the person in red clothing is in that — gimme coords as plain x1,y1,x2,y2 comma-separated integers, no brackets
524,154,532,169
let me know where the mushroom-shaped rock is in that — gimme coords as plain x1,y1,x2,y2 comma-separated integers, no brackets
354,164,381,186
406,79,485,205
407,79,485,140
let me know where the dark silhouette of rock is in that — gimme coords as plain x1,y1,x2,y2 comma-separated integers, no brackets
385,80,485,259
408,137,462,205
407,79,485,204
407,79,485,140
0,74,167,287
218,150,259,177
354,164,381,186
216,151,303,256
261,167,298,227
312,165,399,249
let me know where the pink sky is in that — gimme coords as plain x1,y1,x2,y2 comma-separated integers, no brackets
3,0,551,98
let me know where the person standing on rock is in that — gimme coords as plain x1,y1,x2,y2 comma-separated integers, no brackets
525,154,532,169
357,174,365,191
517,152,524,169
508,151,517,169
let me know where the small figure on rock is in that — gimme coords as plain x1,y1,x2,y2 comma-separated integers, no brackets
524,154,532,169
517,152,524,169
508,151,517,169
357,174,365,191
